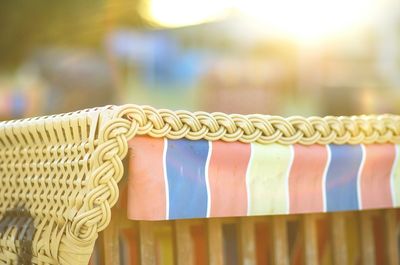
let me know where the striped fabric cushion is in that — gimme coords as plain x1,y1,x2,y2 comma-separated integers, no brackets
127,136,400,220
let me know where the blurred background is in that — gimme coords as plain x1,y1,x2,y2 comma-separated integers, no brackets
1,0,400,119
1,2,400,265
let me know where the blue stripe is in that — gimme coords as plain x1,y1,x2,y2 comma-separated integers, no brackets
166,139,209,219
325,144,363,211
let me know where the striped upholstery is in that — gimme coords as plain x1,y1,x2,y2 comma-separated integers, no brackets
127,136,399,220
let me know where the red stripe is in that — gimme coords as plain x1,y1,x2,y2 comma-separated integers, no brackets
360,144,395,209
127,136,166,220
208,141,250,217
289,145,327,213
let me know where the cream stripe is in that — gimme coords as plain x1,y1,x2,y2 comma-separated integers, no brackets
285,145,295,214
163,138,169,220
322,145,331,212
245,143,254,216
390,144,400,206
205,141,212,217
357,144,366,210
247,143,293,215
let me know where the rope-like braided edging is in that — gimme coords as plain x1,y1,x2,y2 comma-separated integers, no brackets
66,107,137,264
116,104,400,145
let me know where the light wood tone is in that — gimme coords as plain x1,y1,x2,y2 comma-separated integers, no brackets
240,218,257,265
102,209,399,265
208,218,224,265
360,212,375,265
385,209,399,265
175,220,195,265
331,212,348,265
272,216,289,265
303,215,318,265
139,221,157,265
103,213,121,265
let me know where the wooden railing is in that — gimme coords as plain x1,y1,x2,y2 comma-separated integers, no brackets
93,208,400,265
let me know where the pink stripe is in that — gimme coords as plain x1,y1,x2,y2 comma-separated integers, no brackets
127,136,166,220
208,141,250,217
289,144,327,213
360,144,395,209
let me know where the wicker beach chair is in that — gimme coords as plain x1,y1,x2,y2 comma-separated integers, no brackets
0,104,399,264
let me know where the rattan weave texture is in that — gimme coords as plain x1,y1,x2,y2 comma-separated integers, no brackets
0,104,399,264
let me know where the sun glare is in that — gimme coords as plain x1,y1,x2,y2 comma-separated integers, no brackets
237,0,377,42
148,0,378,42
148,0,230,27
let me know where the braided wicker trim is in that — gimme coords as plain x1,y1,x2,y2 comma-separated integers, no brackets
115,104,400,145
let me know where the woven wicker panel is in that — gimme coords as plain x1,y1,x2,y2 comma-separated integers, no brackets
0,104,399,264
0,106,127,264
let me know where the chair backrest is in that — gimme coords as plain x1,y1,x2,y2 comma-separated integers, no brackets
0,104,398,264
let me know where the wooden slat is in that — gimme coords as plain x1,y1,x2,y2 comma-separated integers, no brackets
360,211,376,265
331,212,348,265
102,213,120,265
208,218,224,265
385,209,399,265
139,221,157,265
303,215,318,265
240,218,257,265
272,216,289,265
175,220,195,265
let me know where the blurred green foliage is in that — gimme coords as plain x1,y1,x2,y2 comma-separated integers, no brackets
0,0,145,70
